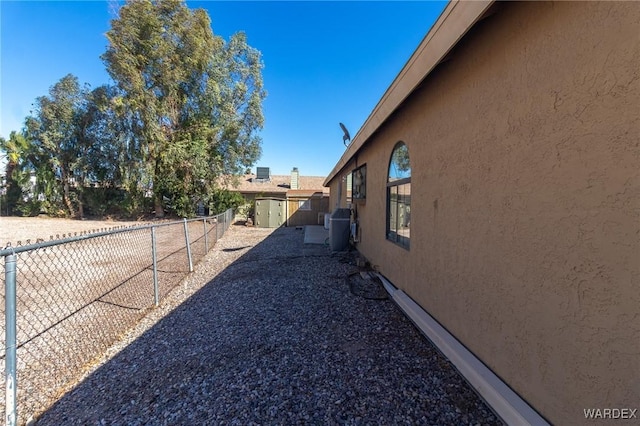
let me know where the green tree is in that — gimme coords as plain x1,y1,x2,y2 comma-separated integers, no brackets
102,0,265,217
0,130,31,215
208,188,245,216
80,85,121,187
84,84,153,216
25,74,91,217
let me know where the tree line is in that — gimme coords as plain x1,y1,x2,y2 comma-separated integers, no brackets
0,0,264,218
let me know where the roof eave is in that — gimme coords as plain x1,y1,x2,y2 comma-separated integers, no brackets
324,0,495,187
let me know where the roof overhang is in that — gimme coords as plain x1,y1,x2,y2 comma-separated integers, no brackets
287,190,326,198
324,0,495,187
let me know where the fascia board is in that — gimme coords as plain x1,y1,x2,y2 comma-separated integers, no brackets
324,0,495,187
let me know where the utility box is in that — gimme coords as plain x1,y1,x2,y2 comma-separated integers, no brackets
329,208,351,251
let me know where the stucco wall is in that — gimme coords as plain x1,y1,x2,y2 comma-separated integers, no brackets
329,2,639,424
328,159,357,211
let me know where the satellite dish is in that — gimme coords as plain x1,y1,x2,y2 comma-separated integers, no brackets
339,122,351,146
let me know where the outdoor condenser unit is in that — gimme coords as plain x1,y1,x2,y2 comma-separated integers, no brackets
329,208,351,251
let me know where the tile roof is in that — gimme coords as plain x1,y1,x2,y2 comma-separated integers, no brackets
221,174,329,195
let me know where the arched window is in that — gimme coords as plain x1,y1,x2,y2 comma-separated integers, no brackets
387,142,411,249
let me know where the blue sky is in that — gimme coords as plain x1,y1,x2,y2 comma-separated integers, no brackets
1,1,446,177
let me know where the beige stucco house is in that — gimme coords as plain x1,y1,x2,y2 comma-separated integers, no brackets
324,1,639,424
223,167,329,227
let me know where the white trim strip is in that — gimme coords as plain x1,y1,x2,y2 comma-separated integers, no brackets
376,274,550,426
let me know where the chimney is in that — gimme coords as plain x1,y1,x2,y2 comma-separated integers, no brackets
291,167,299,190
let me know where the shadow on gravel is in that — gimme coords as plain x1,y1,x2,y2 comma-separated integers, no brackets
35,225,502,425
221,246,252,252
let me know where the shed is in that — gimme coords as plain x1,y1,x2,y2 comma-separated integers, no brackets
254,197,285,228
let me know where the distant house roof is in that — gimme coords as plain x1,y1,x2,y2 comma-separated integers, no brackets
221,174,329,196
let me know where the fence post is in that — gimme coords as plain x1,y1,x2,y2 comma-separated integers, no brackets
203,218,209,253
151,227,159,306
5,254,17,426
183,219,193,272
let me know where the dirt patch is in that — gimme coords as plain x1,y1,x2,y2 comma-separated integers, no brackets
0,217,147,247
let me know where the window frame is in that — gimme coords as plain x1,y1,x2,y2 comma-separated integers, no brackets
351,164,367,203
386,142,411,249
298,199,312,211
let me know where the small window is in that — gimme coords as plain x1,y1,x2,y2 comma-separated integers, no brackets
387,142,411,249
298,199,311,211
351,164,366,202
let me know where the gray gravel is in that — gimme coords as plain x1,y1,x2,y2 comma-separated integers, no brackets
35,223,502,426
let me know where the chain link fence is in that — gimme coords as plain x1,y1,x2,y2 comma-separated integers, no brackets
0,209,234,425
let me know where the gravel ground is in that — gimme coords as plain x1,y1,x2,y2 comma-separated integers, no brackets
34,223,502,426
